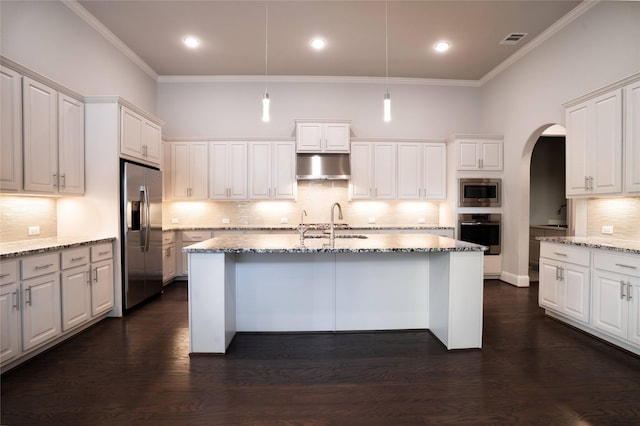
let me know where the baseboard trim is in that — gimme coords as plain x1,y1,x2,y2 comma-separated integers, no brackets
500,271,530,287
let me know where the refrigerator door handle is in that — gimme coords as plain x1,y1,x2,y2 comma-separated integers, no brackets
143,184,151,252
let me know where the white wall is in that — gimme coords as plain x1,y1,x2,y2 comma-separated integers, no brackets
158,81,481,139
0,0,157,113
480,1,640,286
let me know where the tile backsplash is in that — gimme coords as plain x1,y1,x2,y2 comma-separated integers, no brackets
163,180,441,228
587,197,640,240
0,196,57,242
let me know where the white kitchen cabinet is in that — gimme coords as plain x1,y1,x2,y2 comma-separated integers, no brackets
60,247,91,331
20,252,61,352
209,141,247,200
0,260,20,365
170,142,208,200
538,242,590,324
397,142,446,200
592,251,640,347
296,120,350,153
350,142,396,200
248,141,296,200
0,67,23,192
121,106,162,167
162,231,177,284
565,89,622,196
625,80,640,193
455,138,502,171
90,243,114,317
58,94,85,194
179,231,213,277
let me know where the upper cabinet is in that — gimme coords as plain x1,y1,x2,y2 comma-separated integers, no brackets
625,80,640,193
121,106,162,167
1,67,23,192
170,142,208,200
564,73,640,197
296,120,350,153
397,142,446,200
455,138,503,171
57,94,85,195
248,141,296,200
350,142,396,200
209,141,247,200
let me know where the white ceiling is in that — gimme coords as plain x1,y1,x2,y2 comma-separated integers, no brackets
77,0,583,81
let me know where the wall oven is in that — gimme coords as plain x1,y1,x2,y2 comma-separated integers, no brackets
459,178,501,207
458,213,501,255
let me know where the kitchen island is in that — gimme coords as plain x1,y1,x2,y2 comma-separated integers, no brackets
184,233,486,354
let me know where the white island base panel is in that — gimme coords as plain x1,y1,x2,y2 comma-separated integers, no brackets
188,251,483,354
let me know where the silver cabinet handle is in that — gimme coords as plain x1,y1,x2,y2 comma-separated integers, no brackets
0,273,10,278
620,280,626,300
71,256,86,262
34,263,54,270
627,282,633,302
94,267,99,282
615,263,637,270
12,291,19,310
61,174,66,188
87,270,92,285
553,252,568,257
479,158,484,169
99,251,111,256
25,286,32,306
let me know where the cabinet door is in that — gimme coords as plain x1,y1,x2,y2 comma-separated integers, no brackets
23,77,58,193
479,141,502,171
61,266,91,331
565,103,590,196
625,80,640,193
228,142,248,199
296,123,322,152
457,141,479,170
248,142,271,199
188,142,208,199
628,280,640,347
0,67,22,192
271,141,296,199
591,90,622,194
163,243,177,283
0,280,21,365
91,259,114,316
562,263,590,324
397,143,421,200
22,273,61,351
209,142,229,199
121,107,144,159
171,143,190,199
350,143,372,199
143,120,162,165
324,123,350,152
373,143,396,199
539,259,561,311
592,270,627,340
58,94,85,195
423,143,446,199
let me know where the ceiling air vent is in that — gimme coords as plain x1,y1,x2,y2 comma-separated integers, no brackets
499,33,528,45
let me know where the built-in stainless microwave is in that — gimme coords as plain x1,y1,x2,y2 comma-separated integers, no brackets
459,178,501,207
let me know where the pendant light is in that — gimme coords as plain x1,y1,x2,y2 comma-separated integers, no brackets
262,0,270,122
383,1,391,122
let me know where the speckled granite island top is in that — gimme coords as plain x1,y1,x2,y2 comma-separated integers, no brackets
0,237,116,259
183,233,486,254
537,236,640,255
164,224,453,232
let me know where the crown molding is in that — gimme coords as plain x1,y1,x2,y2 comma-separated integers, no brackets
479,0,600,85
62,0,158,81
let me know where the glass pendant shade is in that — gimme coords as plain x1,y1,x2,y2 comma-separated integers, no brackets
262,91,270,122
383,90,391,122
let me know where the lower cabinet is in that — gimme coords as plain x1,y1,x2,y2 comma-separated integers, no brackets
539,241,640,355
1,241,115,371
162,231,176,284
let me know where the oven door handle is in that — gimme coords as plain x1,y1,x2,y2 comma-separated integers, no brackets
460,221,485,225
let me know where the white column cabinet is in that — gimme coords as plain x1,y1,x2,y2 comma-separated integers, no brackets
58,94,85,194
121,106,162,167
0,67,23,192
248,141,296,200
350,142,396,200
170,142,208,200
90,243,115,317
397,142,446,200
209,141,248,200
565,89,622,196
60,247,91,331
296,121,350,153
625,80,640,193
0,260,20,365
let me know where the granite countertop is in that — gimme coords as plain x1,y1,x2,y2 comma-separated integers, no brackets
537,236,640,255
182,233,486,254
0,237,116,259
164,224,453,232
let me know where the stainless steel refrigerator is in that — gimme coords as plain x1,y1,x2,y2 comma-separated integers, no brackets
120,160,163,310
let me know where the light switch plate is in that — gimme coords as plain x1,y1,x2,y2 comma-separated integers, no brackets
368,217,376,224
222,218,230,224
601,225,613,234
171,218,180,224
28,225,40,236
418,217,426,224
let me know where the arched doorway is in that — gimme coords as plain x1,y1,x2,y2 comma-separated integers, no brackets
523,124,567,283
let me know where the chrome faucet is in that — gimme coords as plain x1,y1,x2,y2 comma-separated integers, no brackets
329,202,343,247
298,210,308,245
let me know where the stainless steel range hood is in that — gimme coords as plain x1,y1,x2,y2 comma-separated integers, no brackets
296,153,350,180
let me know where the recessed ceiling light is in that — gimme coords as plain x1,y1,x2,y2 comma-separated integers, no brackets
183,36,200,49
310,38,326,51
434,40,451,53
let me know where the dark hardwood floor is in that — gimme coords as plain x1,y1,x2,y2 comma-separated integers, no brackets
2,279,640,425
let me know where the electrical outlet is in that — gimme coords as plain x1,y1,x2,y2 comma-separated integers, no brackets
368,217,376,224
28,225,40,236
601,225,614,235
280,217,288,224
222,218,230,224
171,218,180,224
418,217,426,224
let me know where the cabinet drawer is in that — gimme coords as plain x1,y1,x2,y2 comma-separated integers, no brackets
0,260,19,284
162,231,176,245
540,243,590,266
594,251,640,277
61,247,90,270
181,231,212,242
91,243,114,262
21,252,60,279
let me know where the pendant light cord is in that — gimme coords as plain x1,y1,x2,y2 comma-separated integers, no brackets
385,0,388,88
264,0,269,91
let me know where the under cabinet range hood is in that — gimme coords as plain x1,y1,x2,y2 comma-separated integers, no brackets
296,153,350,180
